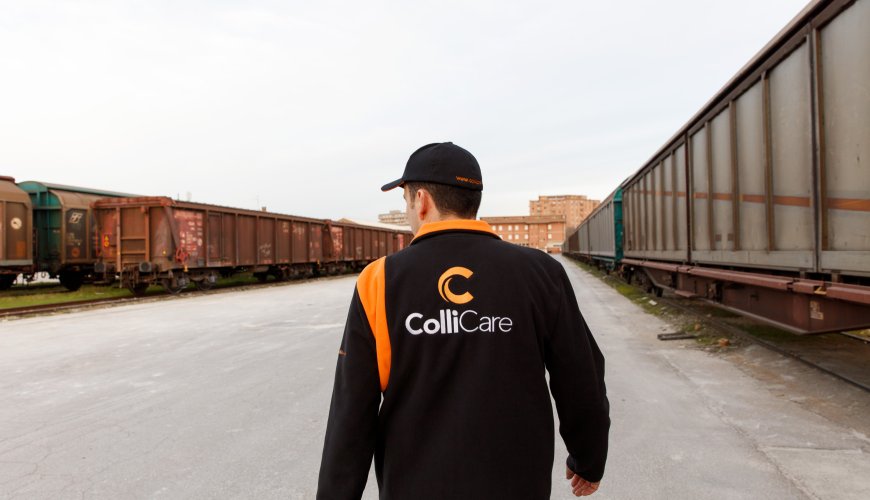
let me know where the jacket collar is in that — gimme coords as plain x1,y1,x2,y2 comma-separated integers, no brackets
411,219,499,245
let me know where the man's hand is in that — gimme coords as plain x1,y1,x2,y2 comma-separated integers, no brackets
566,466,600,497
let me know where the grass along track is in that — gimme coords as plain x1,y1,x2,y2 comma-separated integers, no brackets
0,273,348,319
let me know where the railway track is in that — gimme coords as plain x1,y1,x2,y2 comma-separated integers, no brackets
654,294,870,394
0,274,352,320
569,258,870,393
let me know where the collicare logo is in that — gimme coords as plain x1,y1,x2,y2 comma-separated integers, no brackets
438,266,474,304
404,266,513,335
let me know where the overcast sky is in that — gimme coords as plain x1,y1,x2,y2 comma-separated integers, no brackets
0,0,811,221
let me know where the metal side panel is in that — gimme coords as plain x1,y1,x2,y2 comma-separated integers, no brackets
2,201,32,264
276,220,291,263
258,217,276,265
692,250,814,271
735,81,768,251
621,186,632,252
674,144,689,252
222,215,236,264
120,207,148,267
710,109,734,251
309,224,323,262
770,42,815,255
691,129,710,251
238,215,257,266
624,249,688,262
820,0,870,274
662,156,674,251
653,162,664,251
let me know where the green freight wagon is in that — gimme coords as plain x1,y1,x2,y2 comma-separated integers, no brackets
17,181,136,291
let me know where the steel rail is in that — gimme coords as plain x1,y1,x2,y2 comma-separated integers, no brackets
657,295,870,394
0,274,351,320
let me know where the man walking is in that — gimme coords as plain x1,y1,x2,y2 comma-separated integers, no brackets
318,142,609,499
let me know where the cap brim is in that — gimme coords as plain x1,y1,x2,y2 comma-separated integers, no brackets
380,178,404,192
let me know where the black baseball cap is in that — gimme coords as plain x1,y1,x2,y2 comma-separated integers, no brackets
381,142,483,192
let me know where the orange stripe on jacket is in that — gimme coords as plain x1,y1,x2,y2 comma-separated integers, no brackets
357,257,390,392
412,219,497,242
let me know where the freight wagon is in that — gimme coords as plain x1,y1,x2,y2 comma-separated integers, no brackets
16,181,137,290
565,188,623,271
92,197,411,295
565,0,870,334
0,177,33,290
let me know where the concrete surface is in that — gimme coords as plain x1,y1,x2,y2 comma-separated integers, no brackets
0,257,868,499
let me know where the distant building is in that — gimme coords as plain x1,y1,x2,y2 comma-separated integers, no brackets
529,195,600,232
378,210,408,226
481,215,567,253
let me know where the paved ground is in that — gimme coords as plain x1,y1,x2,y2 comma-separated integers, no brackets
1,257,868,499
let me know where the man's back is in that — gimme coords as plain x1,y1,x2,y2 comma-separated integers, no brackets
318,220,609,499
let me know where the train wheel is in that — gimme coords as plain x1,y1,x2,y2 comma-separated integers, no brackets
59,271,83,292
0,275,15,290
161,278,185,295
129,283,150,296
194,279,214,291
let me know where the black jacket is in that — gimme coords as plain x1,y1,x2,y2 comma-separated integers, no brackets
318,220,609,499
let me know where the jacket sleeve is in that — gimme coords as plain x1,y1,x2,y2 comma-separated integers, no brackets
316,288,381,499
544,268,610,483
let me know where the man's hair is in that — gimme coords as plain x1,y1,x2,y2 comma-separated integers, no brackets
405,181,482,219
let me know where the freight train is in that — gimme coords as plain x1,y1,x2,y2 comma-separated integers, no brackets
1,177,412,294
91,197,411,295
564,0,870,335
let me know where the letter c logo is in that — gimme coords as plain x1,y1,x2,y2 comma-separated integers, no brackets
438,266,474,305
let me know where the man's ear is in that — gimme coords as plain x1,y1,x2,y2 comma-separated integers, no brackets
416,188,430,219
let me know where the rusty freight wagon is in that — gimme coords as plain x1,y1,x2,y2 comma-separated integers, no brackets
609,0,870,334
92,197,411,295
329,220,411,270
0,177,33,290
